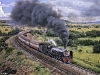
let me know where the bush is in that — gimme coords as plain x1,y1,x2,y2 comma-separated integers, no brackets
78,49,83,52
30,30,43,35
78,40,94,46
17,51,23,55
5,47,14,54
93,43,100,53
68,39,78,47
54,38,63,46
96,64,100,68
86,30,100,37
0,30,2,36
69,33,79,40
46,30,56,37
35,65,50,75
0,36,9,42
69,30,86,39
8,28,21,35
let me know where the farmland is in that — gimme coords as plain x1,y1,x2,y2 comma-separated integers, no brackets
69,27,100,32
0,28,51,75
0,25,12,33
0,23,100,73
67,25,100,73
32,24,100,73
78,37,100,41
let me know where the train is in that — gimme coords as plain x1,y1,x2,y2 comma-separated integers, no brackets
17,31,73,63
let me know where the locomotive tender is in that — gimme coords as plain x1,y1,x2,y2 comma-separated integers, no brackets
17,31,73,63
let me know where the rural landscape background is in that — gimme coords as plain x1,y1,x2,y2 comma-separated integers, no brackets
0,20,100,74
0,0,100,74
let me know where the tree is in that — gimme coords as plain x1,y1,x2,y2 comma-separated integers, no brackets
78,40,94,46
5,47,14,54
46,30,56,37
86,30,100,37
17,51,23,55
8,28,21,35
93,43,100,53
54,38,63,46
0,30,2,36
78,49,83,52
69,33,79,40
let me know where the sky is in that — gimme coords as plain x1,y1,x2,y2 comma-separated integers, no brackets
0,0,100,22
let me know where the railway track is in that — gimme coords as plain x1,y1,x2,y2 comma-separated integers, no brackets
14,35,98,75
11,36,66,75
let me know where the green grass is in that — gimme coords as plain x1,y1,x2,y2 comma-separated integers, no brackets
68,46,93,53
68,45,100,62
67,45,100,73
72,58,100,73
0,48,51,75
31,25,100,73
0,36,2,38
78,37,100,41
0,26,12,33
69,27,100,32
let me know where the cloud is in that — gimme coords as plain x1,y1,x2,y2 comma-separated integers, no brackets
1,2,16,7
81,1,100,17
46,0,100,22
0,2,5,17
47,0,93,16
0,2,11,18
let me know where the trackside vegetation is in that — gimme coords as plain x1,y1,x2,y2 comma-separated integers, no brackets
30,25,100,73
0,28,51,75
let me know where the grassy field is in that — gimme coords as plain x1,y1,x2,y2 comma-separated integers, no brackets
68,46,93,53
78,37,100,41
0,36,2,38
0,35,51,75
1,24,100,73
0,25,40,33
68,46,100,64
0,25,12,33
36,25,100,73
68,25,100,73
69,27,100,32
37,35,100,73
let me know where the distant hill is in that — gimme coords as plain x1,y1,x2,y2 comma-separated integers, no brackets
87,21,100,24
63,19,100,25
68,21,100,25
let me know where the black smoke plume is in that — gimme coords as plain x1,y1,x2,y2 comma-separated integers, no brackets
11,0,69,49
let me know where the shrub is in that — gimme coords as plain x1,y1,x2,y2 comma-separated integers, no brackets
86,30,100,37
46,30,56,37
93,43,100,53
78,40,94,46
96,64,100,68
5,47,14,54
17,51,23,55
78,49,83,52
54,38,63,46
8,28,21,35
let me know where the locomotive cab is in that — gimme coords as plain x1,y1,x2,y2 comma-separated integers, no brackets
39,43,52,55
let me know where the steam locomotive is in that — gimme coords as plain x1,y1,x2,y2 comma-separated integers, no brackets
17,31,73,63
